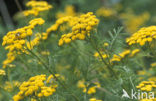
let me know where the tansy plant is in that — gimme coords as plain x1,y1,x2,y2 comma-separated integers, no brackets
2,18,45,68
0,0,156,101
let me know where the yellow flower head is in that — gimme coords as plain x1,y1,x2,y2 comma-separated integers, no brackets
13,74,59,101
58,12,99,46
23,1,53,16
2,18,45,68
126,26,156,46
136,81,156,92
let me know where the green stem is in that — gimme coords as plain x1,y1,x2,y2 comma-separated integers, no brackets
88,36,118,79
28,50,80,101
28,50,66,88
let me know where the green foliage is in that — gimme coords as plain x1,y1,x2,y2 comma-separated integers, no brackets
0,0,156,101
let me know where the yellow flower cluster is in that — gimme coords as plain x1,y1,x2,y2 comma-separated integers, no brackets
26,33,42,50
2,18,44,68
94,43,109,60
96,7,115,17
13,74,59,101
94,49,140,62
126,26,156,46
89,98,102,101
42,12,99,43
111,49,140,62
136,81,156,92
0,69,6,76
94,52,109,60
77,80,101,94
23,1,52,16
56,5,76,18
2,18,44,52
58,12,99,46
2,52,16,68
120,11,150,33
42,16,76,40
136,80,156,101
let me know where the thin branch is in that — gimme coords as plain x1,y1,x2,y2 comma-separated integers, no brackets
15,0,23,12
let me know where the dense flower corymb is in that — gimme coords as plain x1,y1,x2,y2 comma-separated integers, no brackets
126,26,156,46
136,80,156,101
13,74,59,101
58,12,99,46
2,18,44,52
136,81,156,92
2,18,45,68
23,1,52,16
42,16,76,40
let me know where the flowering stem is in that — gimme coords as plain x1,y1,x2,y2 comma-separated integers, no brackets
29,50,65,85
88,36,118,79
28,50,80,101
88,36,130,93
